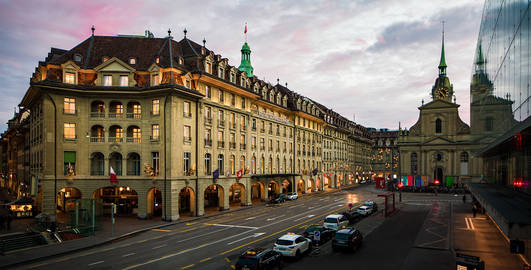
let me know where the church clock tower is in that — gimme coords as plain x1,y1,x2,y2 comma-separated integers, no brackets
431,28,454,102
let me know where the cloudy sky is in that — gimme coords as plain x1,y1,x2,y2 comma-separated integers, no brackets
0,0,483,132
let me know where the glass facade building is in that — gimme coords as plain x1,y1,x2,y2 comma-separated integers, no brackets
470,0,530,191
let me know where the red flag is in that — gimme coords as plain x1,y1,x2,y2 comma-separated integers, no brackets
236,169,243,179
244,24,247,34
110,167,118,183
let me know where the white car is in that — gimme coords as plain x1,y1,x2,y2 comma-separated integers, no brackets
273,233,311,258
323,214,349,231
286,192,299,200
356,205,373,216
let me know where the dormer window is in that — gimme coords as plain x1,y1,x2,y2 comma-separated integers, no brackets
179,57,183,65
152,74,159,86
155,57,160,64
104,75,112,86
230,73,235,83
185,80,191,88
218,67,224,79
65,72,76,84
129,58,136,65
206,62,212,73
73,54,82,62
120,75,128,87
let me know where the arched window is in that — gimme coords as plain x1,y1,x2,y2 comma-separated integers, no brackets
218,154,224,173
435,119,442,133
205,153,211,175
485,117,494,131
251,155,256,174
230,155,235,175
269,156,273,174
276,157,280,173
283,158,287,173
240,156,246,171
127,152,141,175
410,152,418,175
90,152,104,176
109,152,123,176
260,156,265,174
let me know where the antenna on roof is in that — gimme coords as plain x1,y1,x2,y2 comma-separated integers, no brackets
203,38,206,47
277,78,279,85
91,25,95,36
183,28,187,39
168,28,172,38
285,82,288,87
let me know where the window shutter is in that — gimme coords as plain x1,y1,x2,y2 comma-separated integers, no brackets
64,151,76,163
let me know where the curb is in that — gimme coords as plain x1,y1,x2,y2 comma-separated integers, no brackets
3,184,359,268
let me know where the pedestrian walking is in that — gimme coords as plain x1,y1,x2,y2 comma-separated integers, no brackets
462,194,467,204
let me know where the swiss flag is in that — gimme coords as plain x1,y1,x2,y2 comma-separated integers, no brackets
244,23,247,34
110,167,118,183
236,169,243,179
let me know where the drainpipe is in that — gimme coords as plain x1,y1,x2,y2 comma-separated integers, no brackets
45,93,57,222
195,99,199,216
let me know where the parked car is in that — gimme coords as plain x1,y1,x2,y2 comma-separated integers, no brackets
340,210,363,224
323,214,349,231
363,200,378,212
355,205,373,216
302,225,335,244
235,248,283,270
332,227,363,252
273,233,312,258
270,194,286,204
286,192,299,200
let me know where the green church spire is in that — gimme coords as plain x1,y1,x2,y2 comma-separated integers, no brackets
438,22,447,76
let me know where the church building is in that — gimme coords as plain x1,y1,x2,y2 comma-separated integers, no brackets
397,32,481,186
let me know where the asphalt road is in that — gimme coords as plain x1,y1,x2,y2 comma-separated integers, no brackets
16,185,385,270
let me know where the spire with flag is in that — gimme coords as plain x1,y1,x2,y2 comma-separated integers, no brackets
238,22,254,77
244,22,247,42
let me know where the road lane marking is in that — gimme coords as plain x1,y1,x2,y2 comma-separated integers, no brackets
245,213,267,220
465,217,470,229
200,257,212,262
219,203,359,255
120,243,133,248
88,261,104,266
308,207,314,209
122,253,136,257
28,262,48,268
334,199,342,202
185,222,197,225
102,247,114,251
293,214,315,222
56,256,72,262
177,227,232,243
266,215,285,221
181,264,195,269
137,239,148,243
207,223,258,229
225,257,231,262
288,205,301,208
152,244,167,249
227,232,265,245
152,228,172,232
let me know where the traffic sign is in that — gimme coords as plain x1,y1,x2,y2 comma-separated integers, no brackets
314,231,320,242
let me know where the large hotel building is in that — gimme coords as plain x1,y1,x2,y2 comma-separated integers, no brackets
0,29,373,221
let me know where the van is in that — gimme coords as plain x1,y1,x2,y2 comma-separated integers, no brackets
323,214,349,231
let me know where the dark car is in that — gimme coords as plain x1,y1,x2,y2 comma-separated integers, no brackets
302,225,335,244
341,210,363,224
235,248,283,270
271,194,286,204
332,227,363,252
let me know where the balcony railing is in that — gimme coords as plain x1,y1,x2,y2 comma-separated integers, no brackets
109,112,124,118
90,170,104,176
260,146,265,151
184,137,192,142
268,130,273,135
282,133,286,137
218,120,225,128
276,131,280,136
150,136,160,141
240,143,247,150
229,142,236,149
108,137,123,143
260,128,265,133
268,147,273,151
90,137,105,143
241,125,247,131
229,122,236,129
204,138,212,146
183,112,192,118
218,141,225,148
126,137,141,143
205,117,212,125
126,113,142,119
90,112,105,118
251,126,256,131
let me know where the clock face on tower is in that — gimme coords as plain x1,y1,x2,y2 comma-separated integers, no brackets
435,87,449,99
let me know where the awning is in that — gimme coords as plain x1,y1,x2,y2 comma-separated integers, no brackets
8,197,34,205
467,183,531,239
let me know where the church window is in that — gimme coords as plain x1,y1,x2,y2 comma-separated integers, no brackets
485,117,494,131
410,153,418,174
435,119,442,133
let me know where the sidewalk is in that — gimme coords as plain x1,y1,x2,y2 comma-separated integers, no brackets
453,200,524,269
0,184,357,269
